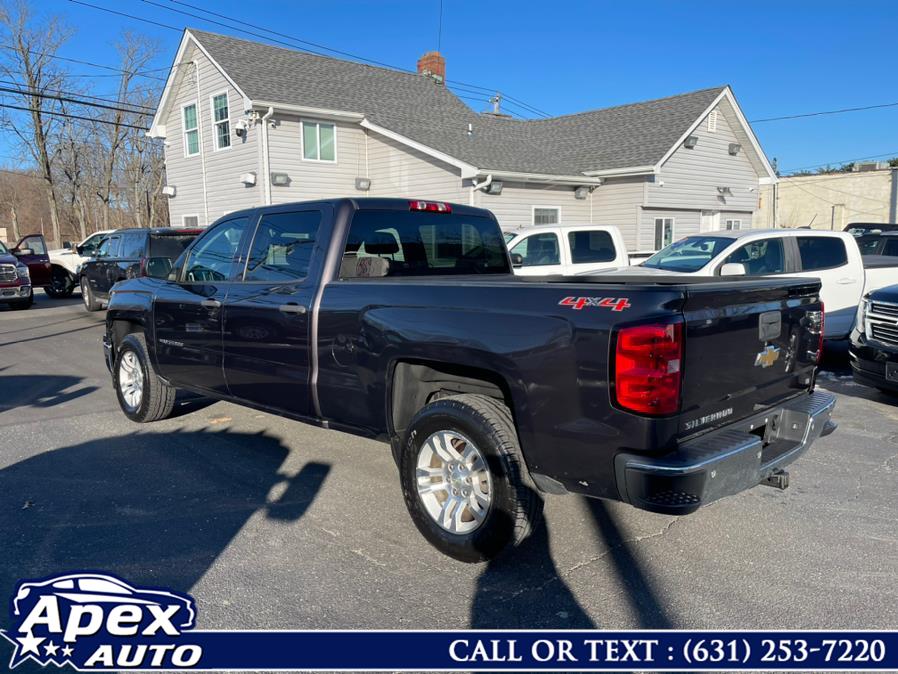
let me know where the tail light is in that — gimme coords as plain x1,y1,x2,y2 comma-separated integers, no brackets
409,200,451,213
807,303,825,363
614,321,683,416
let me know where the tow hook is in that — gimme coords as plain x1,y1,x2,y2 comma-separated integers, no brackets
760,469,789,490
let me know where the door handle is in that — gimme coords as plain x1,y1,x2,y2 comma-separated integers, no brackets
837,277,857,285
279,303,307,315
201,298,222,309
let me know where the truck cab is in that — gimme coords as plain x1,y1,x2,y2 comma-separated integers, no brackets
504,224,629,275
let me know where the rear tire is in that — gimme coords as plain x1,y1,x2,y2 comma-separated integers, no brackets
81,277,101,312
114,332,176,423
45,268,75,298
399,393,544,563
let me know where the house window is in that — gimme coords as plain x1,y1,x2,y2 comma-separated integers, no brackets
301,121,336,162
707,109,718,133
211,93,230,150
183,103,199,157
654,217,674,249
532,207,560,226
182,214,199,228
725,219,742,231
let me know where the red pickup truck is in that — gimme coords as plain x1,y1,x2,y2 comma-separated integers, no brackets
0,234,52,310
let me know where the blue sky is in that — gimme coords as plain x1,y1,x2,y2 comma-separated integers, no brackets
17,0,898,174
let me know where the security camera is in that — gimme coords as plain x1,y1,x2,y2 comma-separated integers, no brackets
235,119,250,138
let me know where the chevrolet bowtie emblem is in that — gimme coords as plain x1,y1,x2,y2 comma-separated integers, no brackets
755,344,780,368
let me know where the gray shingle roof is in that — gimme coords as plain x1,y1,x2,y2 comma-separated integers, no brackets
190,29,725,176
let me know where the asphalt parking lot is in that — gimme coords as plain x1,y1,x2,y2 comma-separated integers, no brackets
1,292,897,648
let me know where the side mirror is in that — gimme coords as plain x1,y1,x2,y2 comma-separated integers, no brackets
14,248,34,257
720,262,747,277
511,253,524,268
145,257,174,279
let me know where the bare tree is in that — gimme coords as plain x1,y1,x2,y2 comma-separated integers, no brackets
0,0,72,248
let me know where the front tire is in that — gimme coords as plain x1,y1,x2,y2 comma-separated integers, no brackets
113,332,176,422
9,289,33,310
45,267,75,298
399,394,544,563
81,277,101,312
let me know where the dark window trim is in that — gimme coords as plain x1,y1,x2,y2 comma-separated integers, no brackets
238,208,322,284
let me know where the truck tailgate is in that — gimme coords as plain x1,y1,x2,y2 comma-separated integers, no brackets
678,278,822,437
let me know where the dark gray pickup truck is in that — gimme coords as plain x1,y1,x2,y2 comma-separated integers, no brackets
104,198,836,562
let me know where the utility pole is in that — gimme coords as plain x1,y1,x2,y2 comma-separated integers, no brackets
890,166,897,224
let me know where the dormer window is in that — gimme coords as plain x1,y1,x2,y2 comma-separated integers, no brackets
212,93,231,150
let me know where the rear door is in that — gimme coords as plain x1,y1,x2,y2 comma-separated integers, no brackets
222,206,325,416
509,230,565,275
566,228,625,273
153,216,253,394
678,278,823,437
14,234,51,286
116,231,147,285
790,234,861,339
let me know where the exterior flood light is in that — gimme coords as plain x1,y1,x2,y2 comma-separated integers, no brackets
355,177,371,191
729,143,742,156
684,135,699,149
485,180,503,195
240,172,256,186
574,186,589,200
270,172,290,187
162,185,176,197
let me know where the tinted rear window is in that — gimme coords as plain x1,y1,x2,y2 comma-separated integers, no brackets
342,210,509,277
797,237,848,271
568,230,616,264
149,233,199,259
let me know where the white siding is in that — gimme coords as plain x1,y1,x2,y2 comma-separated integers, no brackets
266,116,366,203
162,42,261,226
646,104,760,213
475,182,591,229
366,132,468,202
591,176,646,249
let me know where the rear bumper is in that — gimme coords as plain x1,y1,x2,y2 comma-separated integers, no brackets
614,391,836,515
849,336,898,392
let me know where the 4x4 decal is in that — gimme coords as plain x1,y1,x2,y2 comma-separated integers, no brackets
559,296,631,312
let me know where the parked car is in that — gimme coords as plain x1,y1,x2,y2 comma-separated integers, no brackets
850,285,898,394
503,224,629,275
103,198,835,562
844,222,898,237
855,231,898,258
610,229,898,340
45,229,115,298
0,239,33,309
80,227,202,311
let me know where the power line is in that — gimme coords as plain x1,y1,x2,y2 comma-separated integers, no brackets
752,100,898,123
0,43,169,83
781,151,898,174
0,85,152,117
0,102,148,130
0,80,155,113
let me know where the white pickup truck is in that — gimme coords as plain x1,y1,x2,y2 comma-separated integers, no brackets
597,229,898,340
502,224,629,276
46,230,114,297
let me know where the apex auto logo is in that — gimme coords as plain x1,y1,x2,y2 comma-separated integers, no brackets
1,572,200,670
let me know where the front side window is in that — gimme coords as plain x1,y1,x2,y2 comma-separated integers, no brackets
80,233,106,256
120,232,146,259
533,207,559,226
510,233,560,267
212,93,230,150
18,235,46,255
302,121,336,162
654,217,674,249
183,103,199,156
723,238,785,275
182,217,250,282
97,236,121,258
643,235,732,273
725,219,742,231
244,211,321,282
342,210,509,277
797,236,848,271
568,230,616,264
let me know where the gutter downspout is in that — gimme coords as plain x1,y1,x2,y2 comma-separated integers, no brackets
260,107,274,205
193,61,209,225
470,174,492,206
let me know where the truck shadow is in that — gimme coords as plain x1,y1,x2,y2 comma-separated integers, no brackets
0,374,98,412
0,429,329,635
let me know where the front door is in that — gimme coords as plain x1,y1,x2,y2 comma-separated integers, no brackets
14,234,51,286
509,231,564,275
222,207,324,416
153,216,253,394
88,234,122,298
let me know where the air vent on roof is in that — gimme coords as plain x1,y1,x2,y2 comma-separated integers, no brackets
708,109,718,132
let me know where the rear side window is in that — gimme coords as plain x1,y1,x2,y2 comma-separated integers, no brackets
244,210,321,282
120,232,146,259
149,233,198,260
510,233,560,267
882,238,898,257
342,210,509,277
797,237,848,271
568,230,616,264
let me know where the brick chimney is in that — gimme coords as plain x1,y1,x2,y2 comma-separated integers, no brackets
417,51,445,84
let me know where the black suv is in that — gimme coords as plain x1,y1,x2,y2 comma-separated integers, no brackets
80,227,202,311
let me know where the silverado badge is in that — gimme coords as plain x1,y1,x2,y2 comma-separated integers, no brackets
754,344,781,368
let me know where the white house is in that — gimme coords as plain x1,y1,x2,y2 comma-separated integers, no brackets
149,29,777,251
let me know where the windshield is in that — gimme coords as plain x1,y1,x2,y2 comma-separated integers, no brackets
642,236,734,272
0,241,8,255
